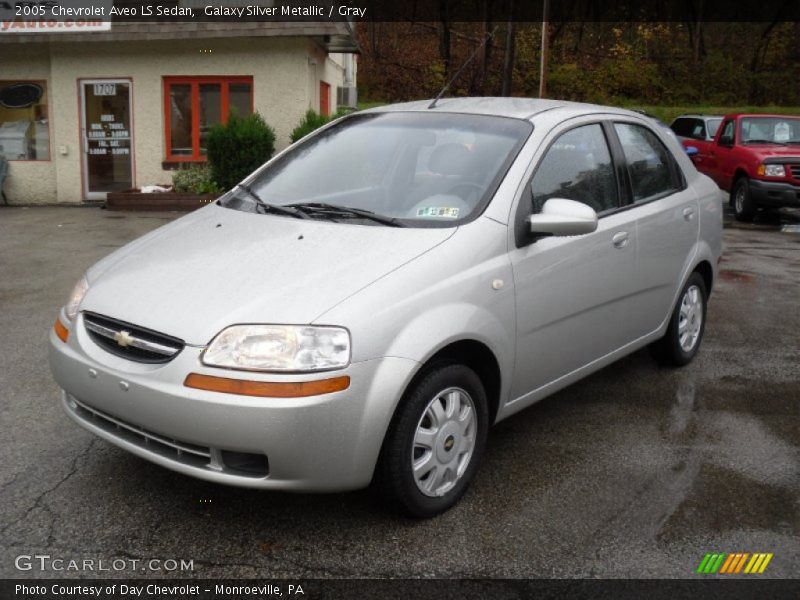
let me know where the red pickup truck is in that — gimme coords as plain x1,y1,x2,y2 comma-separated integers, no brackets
682,114,800,221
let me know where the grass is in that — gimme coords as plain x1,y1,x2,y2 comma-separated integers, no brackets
357,100,389,110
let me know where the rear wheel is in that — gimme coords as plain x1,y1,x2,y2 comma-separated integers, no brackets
649,272,707,367
376,363,488,518
732,177,756,222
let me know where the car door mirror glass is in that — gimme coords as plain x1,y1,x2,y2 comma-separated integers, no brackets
528,198,598,237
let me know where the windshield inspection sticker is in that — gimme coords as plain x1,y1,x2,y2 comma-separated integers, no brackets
417,207,460,218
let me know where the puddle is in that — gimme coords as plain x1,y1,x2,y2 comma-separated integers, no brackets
719,269,754,283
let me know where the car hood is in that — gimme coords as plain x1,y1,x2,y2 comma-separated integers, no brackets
81,204,454,345
743,144,800,159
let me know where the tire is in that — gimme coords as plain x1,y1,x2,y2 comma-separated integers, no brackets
731,177,756,222
649,272,708,367
376,362,489,518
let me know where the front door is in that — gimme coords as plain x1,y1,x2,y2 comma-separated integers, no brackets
80,80,133,200
509,122,639,401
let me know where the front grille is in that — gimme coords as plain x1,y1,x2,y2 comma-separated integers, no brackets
83,312,184,363
790,165,800,180
66,395,269,478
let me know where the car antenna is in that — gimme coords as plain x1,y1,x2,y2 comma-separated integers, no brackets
428,26,498,110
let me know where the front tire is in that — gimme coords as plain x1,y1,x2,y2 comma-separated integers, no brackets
376,363,488,518
649,272,708,367
731,177,756,222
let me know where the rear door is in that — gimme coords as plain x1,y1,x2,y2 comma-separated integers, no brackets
610,121,699,336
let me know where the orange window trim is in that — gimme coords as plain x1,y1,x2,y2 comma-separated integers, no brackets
163,76,253,162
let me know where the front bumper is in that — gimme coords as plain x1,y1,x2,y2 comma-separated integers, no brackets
48,313,418,492
749,179,800,208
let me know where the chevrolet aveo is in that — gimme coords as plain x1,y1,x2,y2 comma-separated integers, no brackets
49,98,722,517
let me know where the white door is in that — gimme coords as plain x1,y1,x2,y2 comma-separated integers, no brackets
79,80,133,200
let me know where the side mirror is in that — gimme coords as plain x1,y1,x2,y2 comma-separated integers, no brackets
685,146,699,157
528,198,598,237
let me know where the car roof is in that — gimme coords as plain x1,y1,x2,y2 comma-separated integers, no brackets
722,113,800,119
672,114,723,120
361,97,648,122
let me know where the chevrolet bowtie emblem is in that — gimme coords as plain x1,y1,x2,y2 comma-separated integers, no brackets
114,330,135,348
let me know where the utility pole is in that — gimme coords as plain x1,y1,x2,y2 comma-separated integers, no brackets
538,0,550,98
501,1,516,96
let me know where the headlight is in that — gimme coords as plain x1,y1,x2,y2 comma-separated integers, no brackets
65,276,89,321
202,325,351,372
759,164,785,177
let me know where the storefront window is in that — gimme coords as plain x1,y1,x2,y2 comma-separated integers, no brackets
163,77,253,161
0,81,50,161
169,84,193,157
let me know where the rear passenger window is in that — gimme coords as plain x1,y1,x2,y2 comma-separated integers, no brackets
530,124,618,214
670,118,696,138
614,123,679,202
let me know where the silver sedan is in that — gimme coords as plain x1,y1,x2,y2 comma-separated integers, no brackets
49,98,722,517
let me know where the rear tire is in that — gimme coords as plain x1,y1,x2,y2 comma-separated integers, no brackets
731,177,756,222
376,363,488,518
649,272,707,367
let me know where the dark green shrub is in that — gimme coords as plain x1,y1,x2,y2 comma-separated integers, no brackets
206,112,276,191
290,109,332,143
172,165,221,194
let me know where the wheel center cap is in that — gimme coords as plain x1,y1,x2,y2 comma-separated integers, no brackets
435,423,460,462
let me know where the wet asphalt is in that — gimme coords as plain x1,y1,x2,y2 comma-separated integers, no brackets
0,199,798,580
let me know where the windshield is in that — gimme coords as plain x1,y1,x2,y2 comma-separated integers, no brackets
740,116,800,144
706,118,722,138
219,112,532,226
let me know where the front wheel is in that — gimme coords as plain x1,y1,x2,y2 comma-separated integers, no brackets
376,363,488,518
731,177,756,222
649,272,708,367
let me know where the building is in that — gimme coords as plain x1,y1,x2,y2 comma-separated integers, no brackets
0,22,358,204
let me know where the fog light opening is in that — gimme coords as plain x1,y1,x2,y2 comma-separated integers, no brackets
220,450,269,477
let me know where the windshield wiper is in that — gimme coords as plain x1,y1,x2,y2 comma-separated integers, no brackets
238,185,308,219
287,202,404,227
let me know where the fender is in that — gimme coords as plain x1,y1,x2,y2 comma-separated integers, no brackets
654,240,717,338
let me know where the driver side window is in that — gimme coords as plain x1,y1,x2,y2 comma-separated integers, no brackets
718,120,735,146
530,124,618,215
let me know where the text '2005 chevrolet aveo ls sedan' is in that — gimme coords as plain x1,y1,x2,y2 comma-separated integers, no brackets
49,98,722,517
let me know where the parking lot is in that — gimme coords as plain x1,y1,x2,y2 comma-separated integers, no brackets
0,201,798,579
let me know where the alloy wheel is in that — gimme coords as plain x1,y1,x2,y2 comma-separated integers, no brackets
678,284,703,352
411,387,476,497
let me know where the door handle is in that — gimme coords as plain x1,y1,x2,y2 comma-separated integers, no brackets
683,207,695,221
612,231,629,248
